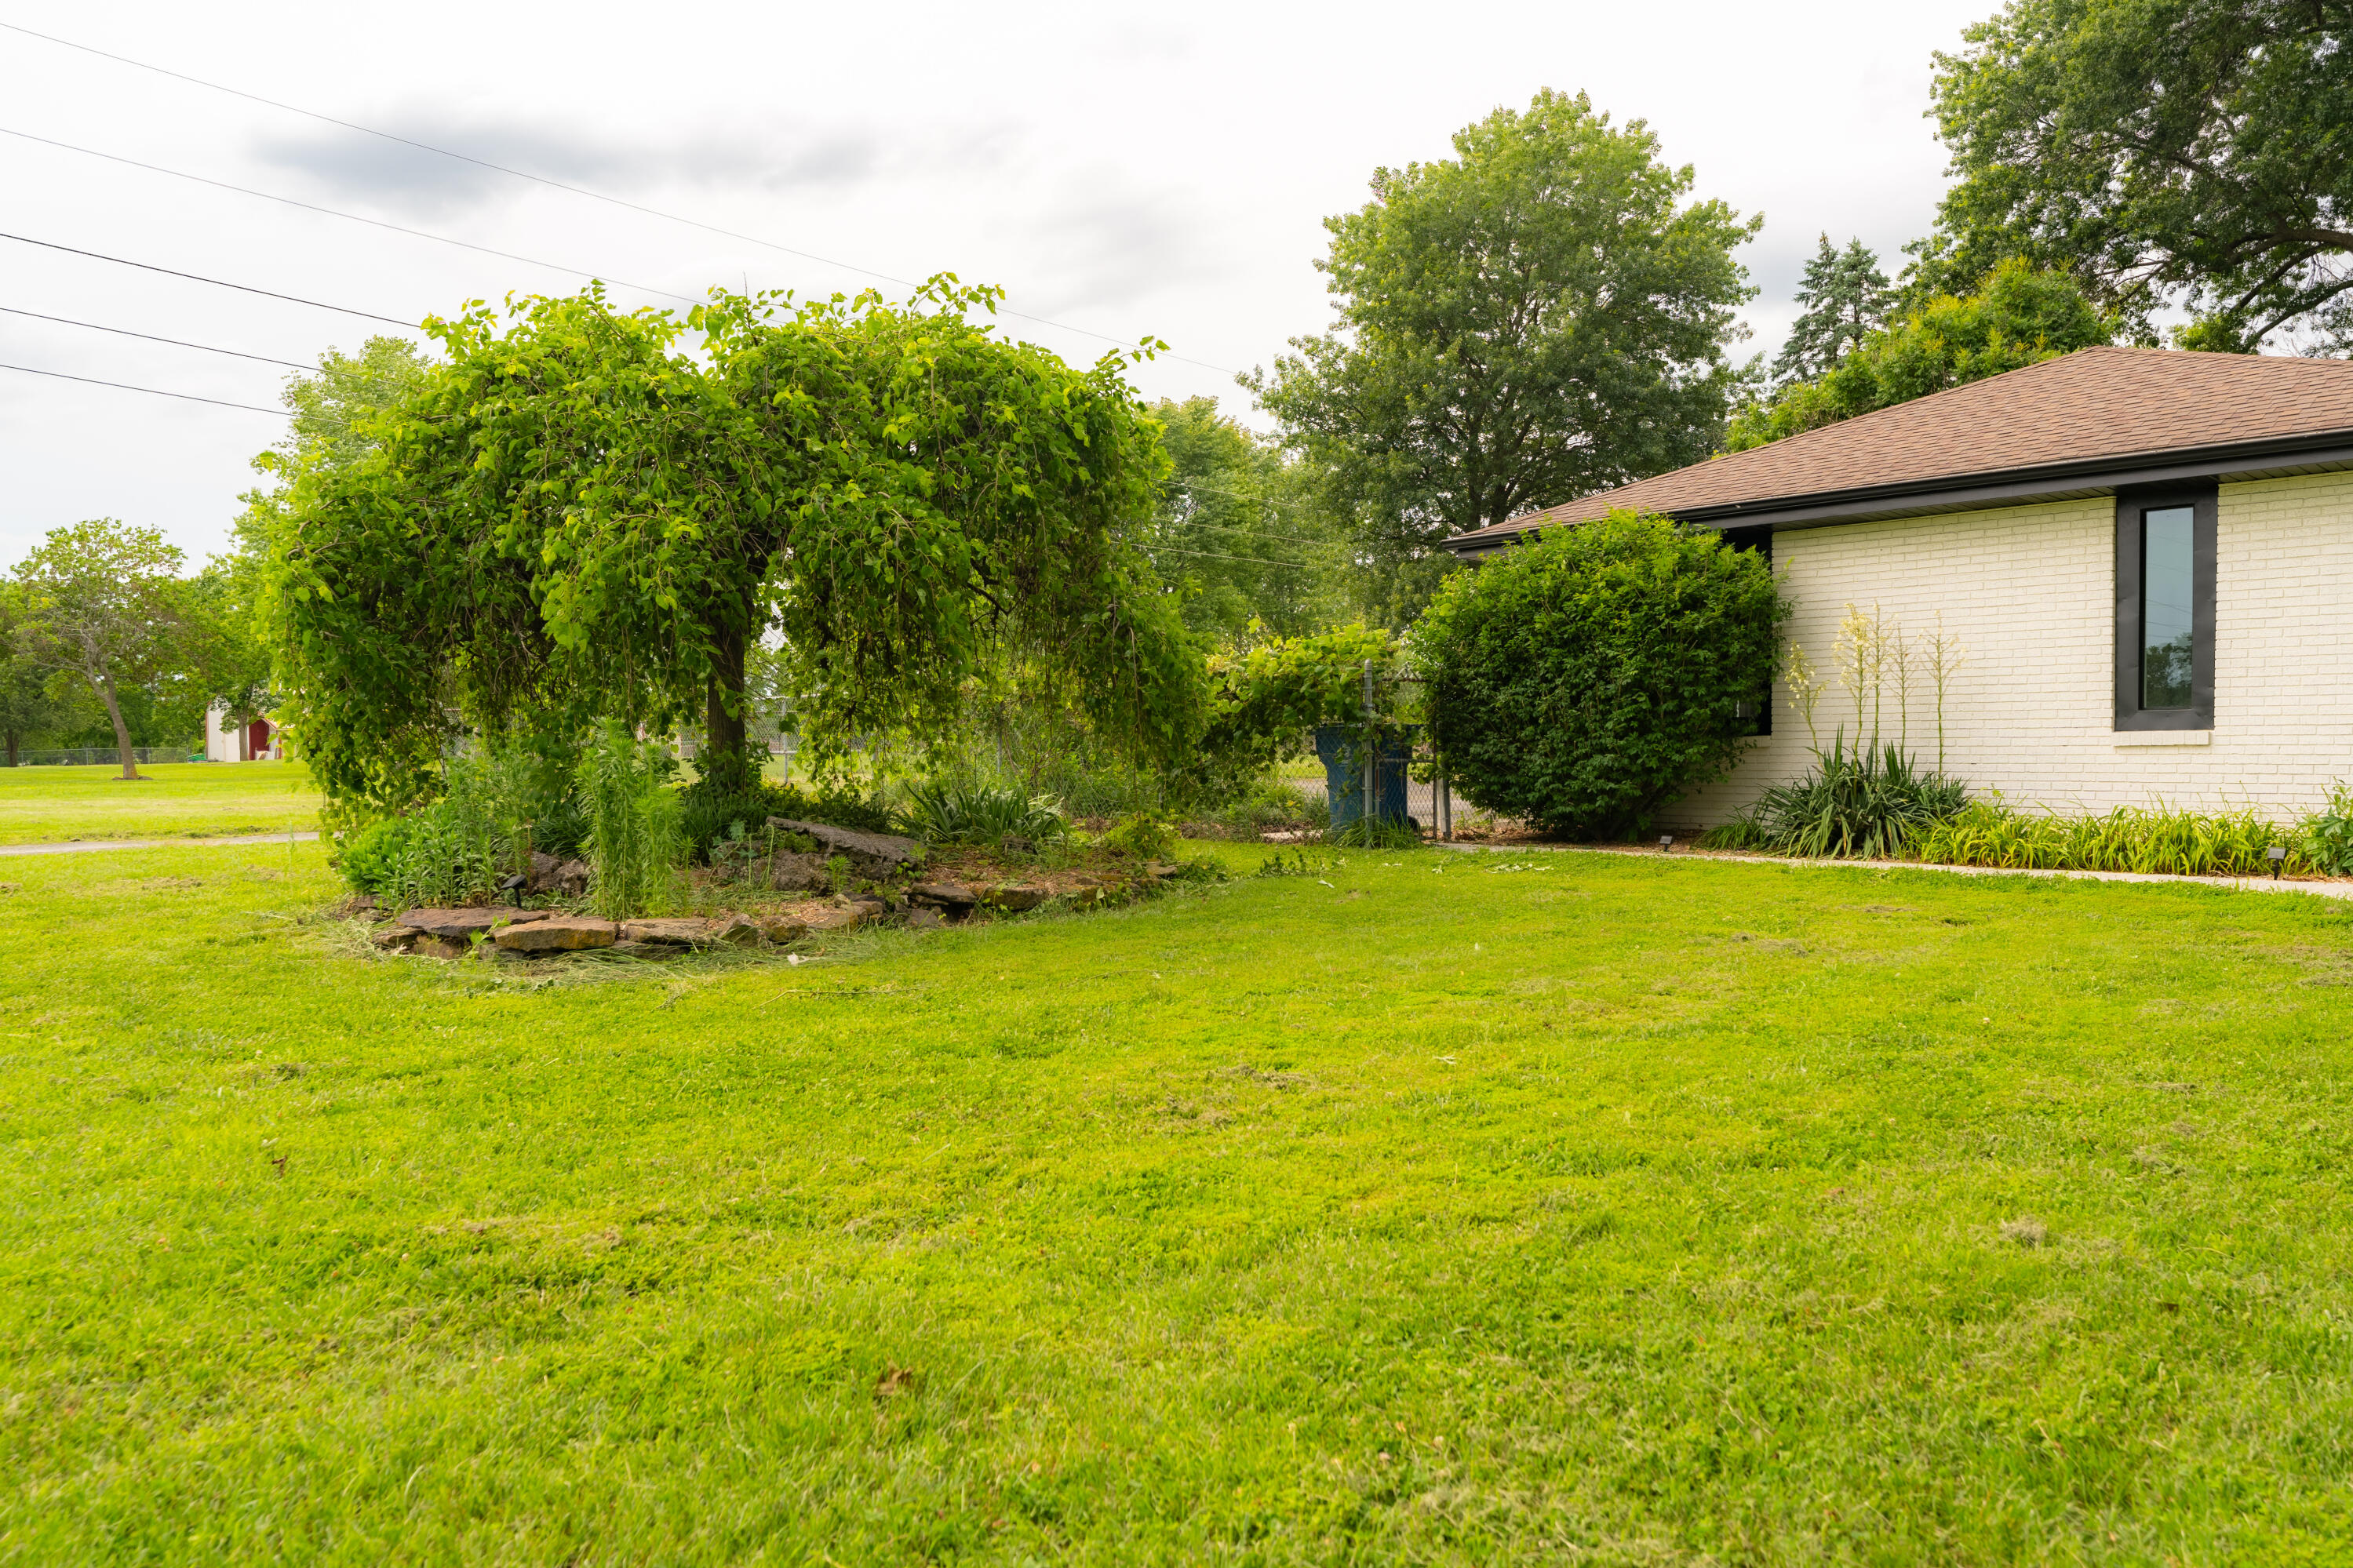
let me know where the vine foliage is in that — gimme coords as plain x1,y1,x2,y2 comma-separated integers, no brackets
264,280,1204,809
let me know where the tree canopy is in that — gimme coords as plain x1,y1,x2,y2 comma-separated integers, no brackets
11,520,196,779
1137,398,1350,643
1771,236,1894,387
1726,259,2113,451
0,582,67,768
1918,0,2353,352
1248,88,1759,621
265,282,1202,811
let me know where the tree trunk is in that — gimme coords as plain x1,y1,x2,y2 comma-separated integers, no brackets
701,625,755,795
96,672,140,780
3,729,16,768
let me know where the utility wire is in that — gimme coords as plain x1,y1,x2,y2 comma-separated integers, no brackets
0,231,417,326
1140,542,1341,569
0,359,290,414
0,304,312,368
0,125,701,307
0,18,1240,376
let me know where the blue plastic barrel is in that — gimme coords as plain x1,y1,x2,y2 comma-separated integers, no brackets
1314,724,1417,832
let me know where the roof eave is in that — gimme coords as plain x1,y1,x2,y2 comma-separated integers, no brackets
1440,426,2353,557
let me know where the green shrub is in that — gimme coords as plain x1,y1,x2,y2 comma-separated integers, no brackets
526,792,589,861
897,780,1068,846
1757,741,1969,860
2300,782,2353,875
584,727,685,919
336,815,422,895
679,781,790,860
384,754,527,907
1918,799,2295,875
1416,510,1788,837
1099,811,1181,860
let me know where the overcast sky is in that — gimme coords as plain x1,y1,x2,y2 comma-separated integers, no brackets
0,0,1994,567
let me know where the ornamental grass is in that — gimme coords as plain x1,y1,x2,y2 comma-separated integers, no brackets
1917,799,2299,877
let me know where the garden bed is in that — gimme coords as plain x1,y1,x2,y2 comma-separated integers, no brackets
346,834,1217,965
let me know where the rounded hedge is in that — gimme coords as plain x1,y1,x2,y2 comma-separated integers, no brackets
1417,509,1787,837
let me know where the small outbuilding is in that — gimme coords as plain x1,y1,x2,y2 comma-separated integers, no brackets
1444,346,2353,825
203,703,279,762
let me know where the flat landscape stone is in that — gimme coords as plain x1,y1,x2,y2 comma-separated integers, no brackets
980,882,1048,912
491,916,617,953
397,907,552,938
909,879,978,906
759,851,832,893
757,914,811,944
765,819,923,875
620,917,724,948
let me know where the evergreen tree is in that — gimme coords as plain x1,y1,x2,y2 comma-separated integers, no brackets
1771,235,1893,387
1728,258,2111,452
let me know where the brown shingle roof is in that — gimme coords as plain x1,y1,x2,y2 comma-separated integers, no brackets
1448,346,2353,547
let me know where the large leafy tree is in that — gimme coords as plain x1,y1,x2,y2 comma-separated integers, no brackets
268,282,1202,811
0,582,67,767
1248,89,1759,620
1138,397,1350,643
210,337,438,758
11,520,194,780
1919,0,2353,352
1771,236,1895,387
1725,259,2112,450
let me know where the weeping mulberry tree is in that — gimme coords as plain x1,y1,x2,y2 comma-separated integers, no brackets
264,279,1204,810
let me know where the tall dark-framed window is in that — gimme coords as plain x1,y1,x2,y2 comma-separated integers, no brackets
2114,485,2215,731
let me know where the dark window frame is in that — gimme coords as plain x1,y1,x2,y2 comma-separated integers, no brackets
1723,525,1773,736
2113,483,2215,731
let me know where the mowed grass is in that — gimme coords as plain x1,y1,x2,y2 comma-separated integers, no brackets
0,760,319,845
5,839,2353,1564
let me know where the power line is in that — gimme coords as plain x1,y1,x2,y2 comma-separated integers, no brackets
1155,507,1337,548
1164,475,1333,527
0,18,1240,377
0,231,417,327
0,304,312,369
0,125,701,307
0,360,290,414
1141,541,1340,569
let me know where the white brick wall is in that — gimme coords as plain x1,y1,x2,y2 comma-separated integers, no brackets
1671,469,2353,827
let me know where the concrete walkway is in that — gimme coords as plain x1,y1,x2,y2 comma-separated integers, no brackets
0,831,321,857
1437,839,2353,902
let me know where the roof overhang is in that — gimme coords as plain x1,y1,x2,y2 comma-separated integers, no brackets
1442,427,2353,558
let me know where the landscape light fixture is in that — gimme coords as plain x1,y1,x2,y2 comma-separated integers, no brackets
2268,846,2286,880
499,871,528,907
1659,835,1674,854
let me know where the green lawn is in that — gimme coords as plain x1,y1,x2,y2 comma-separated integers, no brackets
5,837,2352,1562
0,760,319,845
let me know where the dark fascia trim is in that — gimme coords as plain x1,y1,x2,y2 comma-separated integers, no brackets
1440,429,2353,555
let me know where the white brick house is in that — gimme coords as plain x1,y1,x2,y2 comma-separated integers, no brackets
1444,347,2353,824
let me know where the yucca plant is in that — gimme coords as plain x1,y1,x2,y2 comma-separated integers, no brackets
897,779,1068,846
1756,733,1969,860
